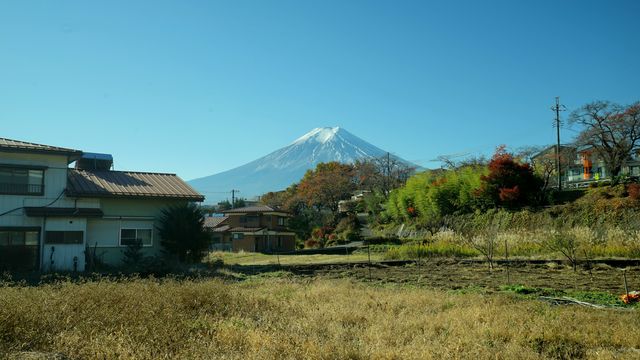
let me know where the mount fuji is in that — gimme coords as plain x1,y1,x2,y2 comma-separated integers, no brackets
189,127,416,203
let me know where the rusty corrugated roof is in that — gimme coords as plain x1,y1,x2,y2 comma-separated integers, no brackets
0,137,82,158
67,169,204,201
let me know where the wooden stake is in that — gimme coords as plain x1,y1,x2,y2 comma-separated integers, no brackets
505,237,510,285
368,245,372,282
417,246,421,284
624,270,630,298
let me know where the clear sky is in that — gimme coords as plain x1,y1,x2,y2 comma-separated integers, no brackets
1,0,639,180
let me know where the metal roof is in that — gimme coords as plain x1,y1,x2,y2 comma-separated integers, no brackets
0,137,82,159
67,169,205,201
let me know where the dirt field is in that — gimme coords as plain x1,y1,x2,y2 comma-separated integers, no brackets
234,259,640,295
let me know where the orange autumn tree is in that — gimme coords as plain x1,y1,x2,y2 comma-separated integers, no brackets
476,146,543,208
296,162,357,213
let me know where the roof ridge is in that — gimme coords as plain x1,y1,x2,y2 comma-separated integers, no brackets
0,137,81,153
71,169,177,176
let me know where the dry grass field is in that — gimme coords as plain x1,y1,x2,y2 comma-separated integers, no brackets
208,250,384,266
2,274,640,360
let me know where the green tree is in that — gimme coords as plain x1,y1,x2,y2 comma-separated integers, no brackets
158,203,210,263
386,165,485,223
217,200,232,211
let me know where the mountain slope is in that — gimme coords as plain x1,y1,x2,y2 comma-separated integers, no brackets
189,127,415,203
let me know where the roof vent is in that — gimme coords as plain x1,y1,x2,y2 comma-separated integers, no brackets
75,152,113,171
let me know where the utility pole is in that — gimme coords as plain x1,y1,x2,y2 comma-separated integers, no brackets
551,97,566,190
231,189,240,208
385,152,391,196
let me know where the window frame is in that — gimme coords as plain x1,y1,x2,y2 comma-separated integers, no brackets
0,227,41,246
0,165,45,196
44,231,84,245
119,228,153,247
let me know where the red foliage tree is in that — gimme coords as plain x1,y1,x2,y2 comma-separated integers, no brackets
628,183,640,201
477,146,543,208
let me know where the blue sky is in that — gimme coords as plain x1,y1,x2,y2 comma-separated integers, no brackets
1,0,639,180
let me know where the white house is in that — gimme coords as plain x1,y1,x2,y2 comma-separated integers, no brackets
0,137,204,272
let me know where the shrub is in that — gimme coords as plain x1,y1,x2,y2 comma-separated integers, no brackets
122,239,143,268
158,203,210,263
628,183,640,200
476,145,543,208
383,242,477,260
304,239,320,249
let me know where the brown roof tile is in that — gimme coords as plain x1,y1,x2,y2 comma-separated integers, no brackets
212,225,231,233
222,205,286,214
204,216,229,228
67,169,204,201
229,227,264,233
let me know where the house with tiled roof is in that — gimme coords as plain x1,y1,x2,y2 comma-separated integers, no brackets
204,205,296,253
0,137,204,272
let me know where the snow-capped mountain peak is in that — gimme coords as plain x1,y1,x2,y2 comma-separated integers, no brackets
189,127,417,203
292,126,341,145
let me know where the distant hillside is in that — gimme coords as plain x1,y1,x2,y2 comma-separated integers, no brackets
189,127,418,203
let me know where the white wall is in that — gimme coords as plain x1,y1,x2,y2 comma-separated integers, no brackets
41,217,87,272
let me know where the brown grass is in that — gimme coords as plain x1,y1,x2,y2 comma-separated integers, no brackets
1,276,640,359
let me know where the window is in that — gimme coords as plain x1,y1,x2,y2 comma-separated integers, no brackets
45,231,83,244
120,228,152,247
0,167,44,195
233,233,244,240
239,215,258,224
0,228,40,272
277,217,287,226
0,229,39,246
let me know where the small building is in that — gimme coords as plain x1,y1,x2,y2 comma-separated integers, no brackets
532,145,640,188
205,215,231,251
0,137,204,272
205,205,296,253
